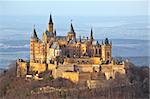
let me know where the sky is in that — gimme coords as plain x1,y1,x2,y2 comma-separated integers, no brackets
0,0,148,16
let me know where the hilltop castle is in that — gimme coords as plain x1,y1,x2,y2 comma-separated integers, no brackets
17,14,126,88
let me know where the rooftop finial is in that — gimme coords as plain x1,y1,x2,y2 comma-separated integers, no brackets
31,24,38,40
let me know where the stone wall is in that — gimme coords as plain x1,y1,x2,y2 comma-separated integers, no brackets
62,72,79,83
48,64,56,71
77,64,93,72
101,63,125,80
16,61,28,77
30,62,46,73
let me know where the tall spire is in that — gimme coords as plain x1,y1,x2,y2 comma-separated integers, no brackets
49,14,53,24
54,29,56,36
48,14,53,32
31,25,38,40
70,20,75,33
90,27,94,40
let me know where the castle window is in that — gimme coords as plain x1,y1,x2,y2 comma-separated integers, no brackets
107,52,110,58
96,49,98,55
109,76,112,79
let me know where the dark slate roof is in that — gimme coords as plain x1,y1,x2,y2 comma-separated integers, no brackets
56,36,66,40
49,14,53,24
31,28,38,40
70,23,75,33
56,36,66,38
44,30,53,37
90,28,94,40
105,38,109,44
68,23,75,34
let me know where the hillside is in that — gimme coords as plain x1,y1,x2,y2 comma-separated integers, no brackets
0,62,149,99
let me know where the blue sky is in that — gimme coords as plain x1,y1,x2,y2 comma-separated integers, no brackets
0,0,148,16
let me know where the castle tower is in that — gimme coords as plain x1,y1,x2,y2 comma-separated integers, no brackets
101,38,112,62
48,14,53,33
67,21,76,41
30,26,38,62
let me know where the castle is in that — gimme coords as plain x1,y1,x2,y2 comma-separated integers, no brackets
17,14,126,88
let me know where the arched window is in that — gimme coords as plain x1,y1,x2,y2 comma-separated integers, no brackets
95,48,98,55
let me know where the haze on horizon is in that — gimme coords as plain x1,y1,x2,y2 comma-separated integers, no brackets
0,0,148,17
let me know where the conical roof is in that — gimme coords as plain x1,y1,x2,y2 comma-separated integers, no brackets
105,38,109,44
49,14,53,24
31,26,38,40
70,23,75,33
90,28,94,40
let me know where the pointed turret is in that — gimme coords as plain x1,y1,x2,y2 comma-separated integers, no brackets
90,28,94,41
67,20,76,41
70,22,75,33
31,25,38,40
48,14,53,32
49,14,53,24
105,38,109,44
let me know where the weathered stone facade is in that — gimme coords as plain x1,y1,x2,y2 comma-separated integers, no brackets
16,14,126,87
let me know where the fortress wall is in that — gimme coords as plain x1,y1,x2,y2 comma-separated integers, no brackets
112,64,125,74
62,72,79,83
30,63,46,73
78,66,93,72
57,64,74,71
64,57,101,65
104,72,115,80
64,58,93,64
101,64,125,79
17,61,27,77
101,64,113,73
76,64,93,72
52,64,75,79
48,64,56,71
91,57,101,65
